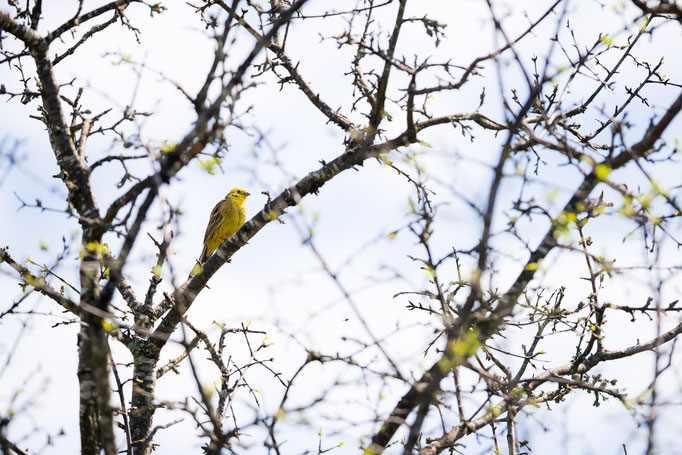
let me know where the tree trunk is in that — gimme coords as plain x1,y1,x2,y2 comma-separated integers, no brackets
130,341,160,455
77,241,116,455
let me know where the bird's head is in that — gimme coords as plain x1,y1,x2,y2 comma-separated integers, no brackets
227,188,250,205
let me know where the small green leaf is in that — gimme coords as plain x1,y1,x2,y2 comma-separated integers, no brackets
198,156,221,175
594,164,612,181
160,142,177,153
377,154,393,166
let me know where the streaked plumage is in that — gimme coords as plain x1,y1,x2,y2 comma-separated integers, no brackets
198,188,250,263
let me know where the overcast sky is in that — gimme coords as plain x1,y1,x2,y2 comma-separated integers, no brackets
2,1,682,453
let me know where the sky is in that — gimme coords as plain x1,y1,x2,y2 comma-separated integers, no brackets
1,0,682,454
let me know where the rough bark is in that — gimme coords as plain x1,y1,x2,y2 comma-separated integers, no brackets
129,341,160,455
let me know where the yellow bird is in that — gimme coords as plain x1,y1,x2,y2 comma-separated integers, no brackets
198,188,250,263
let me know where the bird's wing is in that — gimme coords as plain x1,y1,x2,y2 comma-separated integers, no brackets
198,200,224,263
203,200,224,244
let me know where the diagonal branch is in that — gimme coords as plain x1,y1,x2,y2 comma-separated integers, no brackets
153,134,408,345
485,90,682,338
367,89,682,454
0,247,79,314
631,0,682,21
215,0,354,131
0,11,42,45
45,0,141,44
368,0,407,132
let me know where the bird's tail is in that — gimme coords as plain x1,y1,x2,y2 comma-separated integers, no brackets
198,245,209,265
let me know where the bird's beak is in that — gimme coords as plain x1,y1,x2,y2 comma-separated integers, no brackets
244,191,251,196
